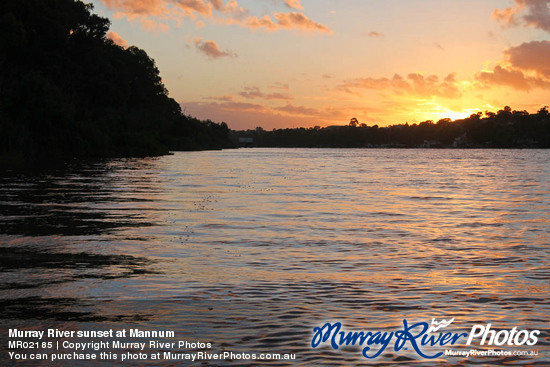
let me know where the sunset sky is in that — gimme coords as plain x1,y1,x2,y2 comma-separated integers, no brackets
92,0,550,130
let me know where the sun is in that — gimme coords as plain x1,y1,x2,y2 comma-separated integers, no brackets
443,110,471,121
433,106,480,121
412,102,480,124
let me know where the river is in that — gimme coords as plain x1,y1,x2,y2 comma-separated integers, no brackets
1,149,548,365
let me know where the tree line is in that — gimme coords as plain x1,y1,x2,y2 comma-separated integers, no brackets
236,106,550,148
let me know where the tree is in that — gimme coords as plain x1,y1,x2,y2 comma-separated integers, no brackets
0,0,235,163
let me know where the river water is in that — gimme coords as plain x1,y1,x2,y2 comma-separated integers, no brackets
0,149,548,366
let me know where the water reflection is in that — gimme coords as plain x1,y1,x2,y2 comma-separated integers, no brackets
0,149,549,366
0,159,162,236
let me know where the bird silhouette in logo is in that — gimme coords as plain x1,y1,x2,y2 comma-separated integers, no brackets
427,317,455,333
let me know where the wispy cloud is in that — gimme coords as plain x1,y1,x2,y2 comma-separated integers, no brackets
102,0,166,16
365,31,384,38
268,82,290,91
265,93,293,100
239,86,263,99
192,38,236,58
101,0,330,34
340,72,462,99
275,103,318,115
207,95,234,101
246,12,332,33
283,0,304,10
239,86,292,100
218,101,269,112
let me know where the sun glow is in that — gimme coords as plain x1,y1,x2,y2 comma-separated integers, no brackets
411,103,479,124
429,104,482,122
439,109,472,121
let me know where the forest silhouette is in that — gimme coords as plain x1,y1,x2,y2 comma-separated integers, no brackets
237,106,550,148
0,0,234,166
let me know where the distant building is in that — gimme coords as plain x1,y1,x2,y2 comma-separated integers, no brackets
238,137,254,147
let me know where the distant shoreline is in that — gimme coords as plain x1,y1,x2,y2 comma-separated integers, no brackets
233,107,550,149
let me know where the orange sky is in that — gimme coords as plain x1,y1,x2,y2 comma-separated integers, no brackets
94,0,550,129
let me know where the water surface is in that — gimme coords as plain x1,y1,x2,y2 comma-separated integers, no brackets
1,149,549,365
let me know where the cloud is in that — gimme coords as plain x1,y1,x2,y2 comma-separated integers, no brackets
245,15,278,30
340,72,462,98
283,0,304,10
239,86,292,100
505,40,550,77
265,93,293,100
239,86,263,99
209,0,224,11
365,31,384,38
492,0,550,32
102,0,165,16
275,103,319,116
245,12,331,33
101,0,207,30
175,0,211,15
101,0,329,34
476,65,550,91
273,12,331,33
492,4,521,26
134,17,169,31
102,0,212,18
218,101,269,112
101,0,248,28
207,95,234,101
475,40,550,91
268,82,290,91
106,31,129,48
193,39,236,58
222,0,249,20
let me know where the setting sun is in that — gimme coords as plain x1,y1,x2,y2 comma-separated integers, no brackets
437,108,476,122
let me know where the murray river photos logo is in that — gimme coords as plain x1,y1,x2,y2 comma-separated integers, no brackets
311,318,540,360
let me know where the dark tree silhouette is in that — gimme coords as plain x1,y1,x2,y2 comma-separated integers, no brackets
0,0,234,166
235,107,550,149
